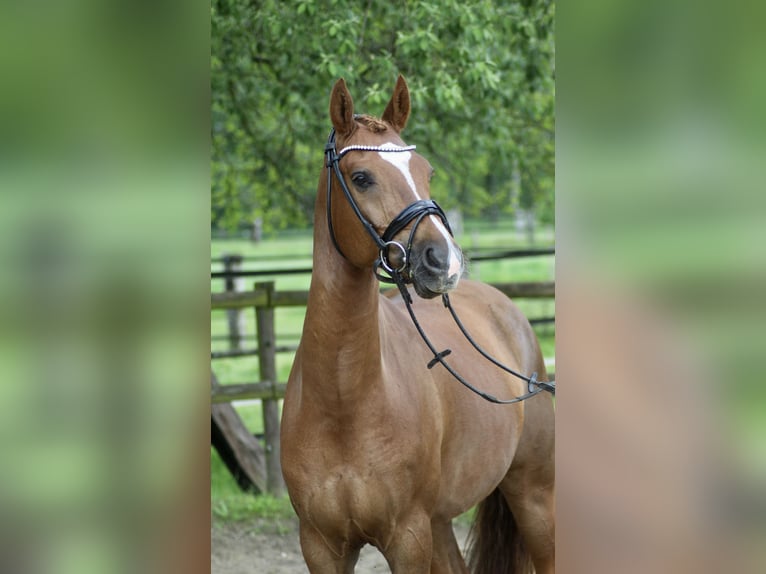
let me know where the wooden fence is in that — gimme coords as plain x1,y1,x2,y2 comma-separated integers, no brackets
211,279,554,495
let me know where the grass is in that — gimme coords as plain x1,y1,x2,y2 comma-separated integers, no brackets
211,220,555,522
211,456,294,529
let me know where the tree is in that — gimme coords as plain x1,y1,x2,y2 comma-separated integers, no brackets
212,0,554,232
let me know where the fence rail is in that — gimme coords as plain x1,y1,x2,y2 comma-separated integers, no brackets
211,381,288,403
211,247,555,279
211,282,553,311
211,246,554,266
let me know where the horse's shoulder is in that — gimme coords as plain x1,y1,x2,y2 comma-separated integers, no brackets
452,279,535,338
455,279,517,309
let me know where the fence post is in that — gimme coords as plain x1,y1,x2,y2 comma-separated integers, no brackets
254,281,286,495
223,254,246,350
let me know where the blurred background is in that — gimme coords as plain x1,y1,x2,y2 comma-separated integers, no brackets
558,0,765,571
0,1,210,573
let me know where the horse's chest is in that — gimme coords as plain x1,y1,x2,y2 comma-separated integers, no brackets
286,417,437,530
298,463,412,551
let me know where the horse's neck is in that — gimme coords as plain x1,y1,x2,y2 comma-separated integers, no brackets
300,234,383,405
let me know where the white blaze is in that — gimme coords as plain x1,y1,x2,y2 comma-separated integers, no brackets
434,216,463,278
378,143,418,196
378,143,462,279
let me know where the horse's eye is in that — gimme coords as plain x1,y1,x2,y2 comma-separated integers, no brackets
351,171,373,190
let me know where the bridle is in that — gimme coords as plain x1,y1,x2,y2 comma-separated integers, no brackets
324,126,452,283
324,125,555,403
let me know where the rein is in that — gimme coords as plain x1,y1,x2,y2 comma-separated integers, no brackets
324,127,555,403
390,271,554,404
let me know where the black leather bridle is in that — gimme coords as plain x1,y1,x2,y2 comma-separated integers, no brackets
323,126,555,403
324,127,452,283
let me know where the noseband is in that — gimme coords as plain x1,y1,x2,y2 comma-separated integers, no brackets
324,127,452,283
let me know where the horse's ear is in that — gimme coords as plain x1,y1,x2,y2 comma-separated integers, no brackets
330,78,356,137
382,74,410,133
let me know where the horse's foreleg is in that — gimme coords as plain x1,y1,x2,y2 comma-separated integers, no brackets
381,512,433,573
298,521,360,574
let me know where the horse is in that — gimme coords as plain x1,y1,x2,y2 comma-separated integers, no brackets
280,75,555,574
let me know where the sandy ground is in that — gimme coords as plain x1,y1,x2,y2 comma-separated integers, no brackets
211,517,470,573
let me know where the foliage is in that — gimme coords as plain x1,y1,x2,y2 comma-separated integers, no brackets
212,0,554,231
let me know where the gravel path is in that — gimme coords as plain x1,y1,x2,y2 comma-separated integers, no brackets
212,518,470,573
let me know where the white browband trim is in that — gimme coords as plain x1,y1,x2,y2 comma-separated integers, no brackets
337,144,416,158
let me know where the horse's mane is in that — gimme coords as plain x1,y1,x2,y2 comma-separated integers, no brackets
355,114,389,133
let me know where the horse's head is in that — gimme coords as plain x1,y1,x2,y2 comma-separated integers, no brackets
324,76,464,298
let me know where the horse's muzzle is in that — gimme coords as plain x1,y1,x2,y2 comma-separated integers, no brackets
411,239,464,299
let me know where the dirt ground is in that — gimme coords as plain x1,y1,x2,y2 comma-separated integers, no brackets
211,517,470,573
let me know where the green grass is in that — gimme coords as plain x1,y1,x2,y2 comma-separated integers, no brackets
211,220,555,522
211,453,294,526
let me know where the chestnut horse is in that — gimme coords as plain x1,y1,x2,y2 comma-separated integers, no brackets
281,76,555,573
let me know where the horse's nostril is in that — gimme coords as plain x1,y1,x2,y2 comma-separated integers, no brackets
423,245,444,271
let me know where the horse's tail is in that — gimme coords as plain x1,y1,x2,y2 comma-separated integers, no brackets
466,488,533,574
